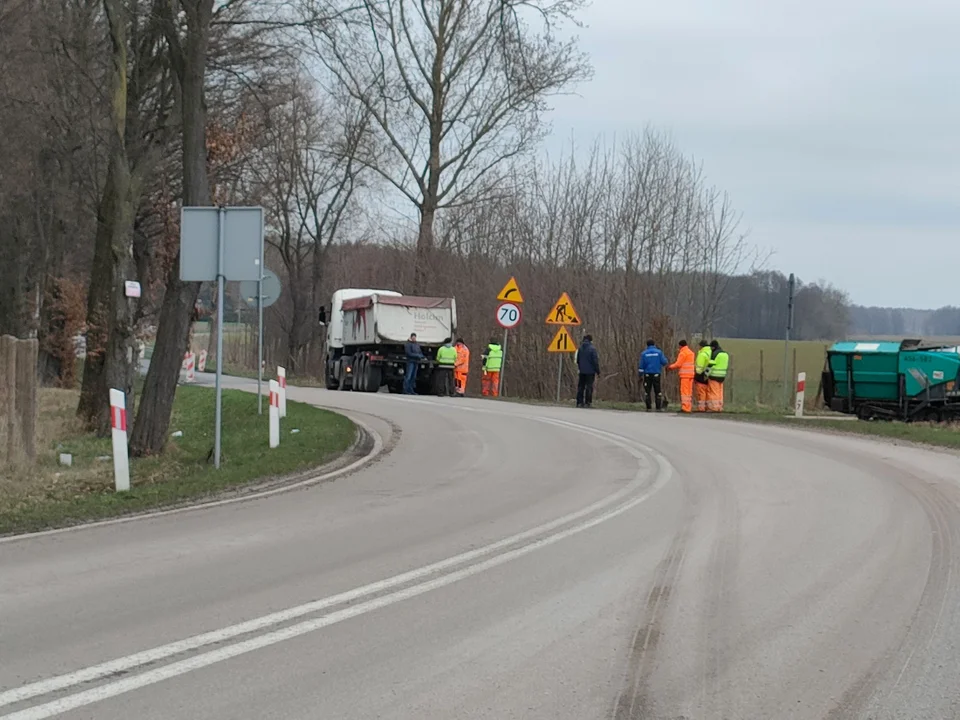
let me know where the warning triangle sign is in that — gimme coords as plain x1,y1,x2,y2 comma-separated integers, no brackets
545,292,581,325
496,276,524,303
547,326,576,353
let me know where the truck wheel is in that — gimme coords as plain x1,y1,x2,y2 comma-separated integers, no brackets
387,382,402,394
354,355,367,392
325,363,338,390
337,358,350,391
365,365,382,393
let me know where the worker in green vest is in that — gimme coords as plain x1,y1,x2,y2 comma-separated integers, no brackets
694,340,712,411
482,338,503,397
706,339,730,412
435,338,458,397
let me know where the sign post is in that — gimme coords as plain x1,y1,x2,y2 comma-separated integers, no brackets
546,293,581,403
241,268,281,415
494,277,524,396
783,272,795,409
181,206,264,468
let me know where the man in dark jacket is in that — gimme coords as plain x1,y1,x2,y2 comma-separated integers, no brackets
576,334,600,408
403,333,424,394
638,339,669,411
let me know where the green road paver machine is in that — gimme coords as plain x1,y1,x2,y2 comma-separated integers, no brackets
822,339,960,422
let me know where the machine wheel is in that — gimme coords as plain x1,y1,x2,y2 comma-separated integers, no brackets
337,358,350,391
324,362,338,390
387,382,403,394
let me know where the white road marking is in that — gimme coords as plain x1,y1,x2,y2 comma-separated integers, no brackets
0,419,668,714
0,440,672,720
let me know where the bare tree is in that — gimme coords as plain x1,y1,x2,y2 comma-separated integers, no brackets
130,0,215,456
78,0,177,435
306,0,592,290
245,78,369,370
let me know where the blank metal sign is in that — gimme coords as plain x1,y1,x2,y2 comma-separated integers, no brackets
180,206,263,282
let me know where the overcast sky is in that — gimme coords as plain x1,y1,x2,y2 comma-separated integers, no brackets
543,0,959,309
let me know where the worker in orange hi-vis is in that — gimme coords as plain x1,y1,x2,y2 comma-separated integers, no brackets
668,339,696,413
454,337,470,396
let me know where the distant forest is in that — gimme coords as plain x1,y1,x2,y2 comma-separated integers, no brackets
712,270,958,341
847,305,960,338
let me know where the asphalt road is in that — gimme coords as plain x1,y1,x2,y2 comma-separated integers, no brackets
3,378,960,719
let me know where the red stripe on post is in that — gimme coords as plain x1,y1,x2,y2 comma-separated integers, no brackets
797,380,805,392
112,406,127,432
270,391,278,407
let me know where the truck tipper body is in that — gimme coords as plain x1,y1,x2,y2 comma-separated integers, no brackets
324,289,458,394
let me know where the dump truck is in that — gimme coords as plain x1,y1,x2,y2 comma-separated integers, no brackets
822,339,960,422
324,288,458,394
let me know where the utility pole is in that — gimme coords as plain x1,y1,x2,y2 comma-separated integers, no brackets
783,272,795,408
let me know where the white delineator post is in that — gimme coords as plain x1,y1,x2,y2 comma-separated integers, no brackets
183,351,196,383
269,379,280,448
109,389,130,492
795,371,806,417
198,349,208,373
277,366,287,418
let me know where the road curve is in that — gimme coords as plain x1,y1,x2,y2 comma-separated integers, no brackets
3,378,960,719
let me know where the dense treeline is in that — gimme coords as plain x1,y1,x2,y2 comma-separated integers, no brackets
1,0,862,436
849,306,960,338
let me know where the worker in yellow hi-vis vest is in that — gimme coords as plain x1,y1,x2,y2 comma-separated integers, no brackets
435,338,458,397
694,340,712,412
481,339,503,397
705,339,729,412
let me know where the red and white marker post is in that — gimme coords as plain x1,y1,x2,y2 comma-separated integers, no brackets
794,372,806,417
182,351,196,383
277,366,287,418
198,349,208,373
269,379,280,448
109,388,130,491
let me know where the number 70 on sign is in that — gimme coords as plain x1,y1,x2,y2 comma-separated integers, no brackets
496,302,522,329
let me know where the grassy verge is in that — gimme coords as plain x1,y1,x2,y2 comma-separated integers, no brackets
710,411,960,450
0,385,357,536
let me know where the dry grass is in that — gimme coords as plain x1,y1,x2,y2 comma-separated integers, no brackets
0,386,356,535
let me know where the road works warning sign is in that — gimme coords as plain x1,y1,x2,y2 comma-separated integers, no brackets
496,277,524,303
547,326,576,353
545,292,580,325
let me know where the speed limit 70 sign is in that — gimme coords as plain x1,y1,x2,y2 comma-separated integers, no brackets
496,302,522,329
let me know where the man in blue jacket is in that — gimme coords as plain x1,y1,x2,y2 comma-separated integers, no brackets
403,333,424,394
576,334,600,408
639,338,669,411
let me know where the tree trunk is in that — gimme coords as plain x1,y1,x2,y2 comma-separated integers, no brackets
77,159,120,431
129,0,212,456
413,203,436,293
78,0,140,437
